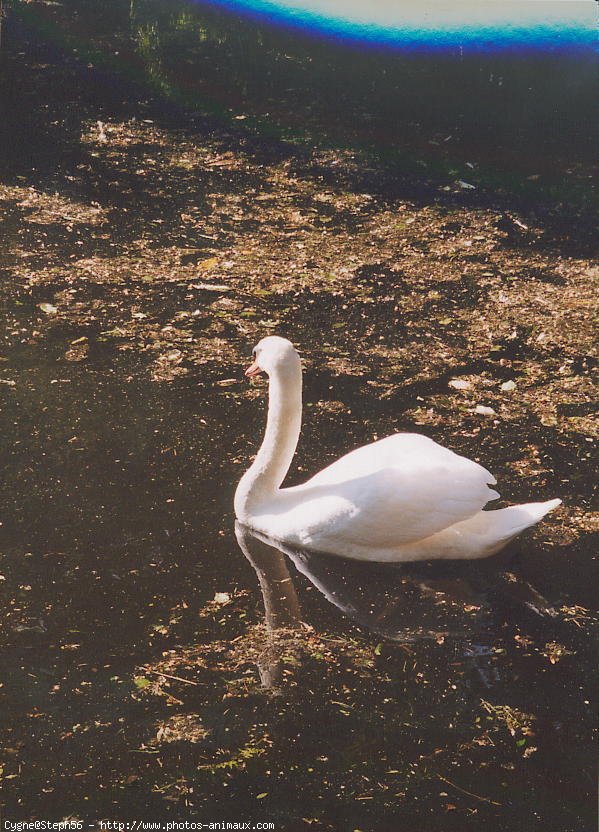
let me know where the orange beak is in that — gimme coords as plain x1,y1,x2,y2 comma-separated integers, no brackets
245,361,262,378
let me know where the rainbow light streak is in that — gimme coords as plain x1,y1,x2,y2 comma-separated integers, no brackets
196,0,598,52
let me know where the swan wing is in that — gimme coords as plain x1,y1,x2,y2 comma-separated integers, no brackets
294,433,499,547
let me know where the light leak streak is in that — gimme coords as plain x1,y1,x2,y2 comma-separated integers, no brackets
197,0,599,51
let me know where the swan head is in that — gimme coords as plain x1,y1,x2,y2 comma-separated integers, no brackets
245,336,300,379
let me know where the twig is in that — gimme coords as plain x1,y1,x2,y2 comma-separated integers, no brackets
436,773,501,806
141,666,204,687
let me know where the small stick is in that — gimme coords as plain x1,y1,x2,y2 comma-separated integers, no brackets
141,667,204,687
436,773,501,806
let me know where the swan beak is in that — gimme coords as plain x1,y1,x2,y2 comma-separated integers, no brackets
245,361,263,378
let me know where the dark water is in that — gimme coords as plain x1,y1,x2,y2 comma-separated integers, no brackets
0,303,596,829
0,1,597,829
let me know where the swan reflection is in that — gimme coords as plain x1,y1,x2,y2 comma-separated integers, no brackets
236,522,550,641
236,522,555,689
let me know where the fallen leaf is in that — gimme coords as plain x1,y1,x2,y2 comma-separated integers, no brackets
197,257,219,271
474,405,496,416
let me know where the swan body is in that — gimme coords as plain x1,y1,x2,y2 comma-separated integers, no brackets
234,336,560,562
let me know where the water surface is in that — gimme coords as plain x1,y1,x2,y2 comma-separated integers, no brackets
0,307,595,828
0,2,596,828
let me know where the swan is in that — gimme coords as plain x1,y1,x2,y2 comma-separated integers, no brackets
234,336,561,562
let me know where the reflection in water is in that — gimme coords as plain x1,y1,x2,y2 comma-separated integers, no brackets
235,523,302,687
236,521,557,689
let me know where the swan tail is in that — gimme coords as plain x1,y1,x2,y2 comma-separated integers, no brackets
495,498,561,536
431,498,562,560
476,498,562,556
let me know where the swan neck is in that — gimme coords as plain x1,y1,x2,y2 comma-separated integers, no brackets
235,363,302,517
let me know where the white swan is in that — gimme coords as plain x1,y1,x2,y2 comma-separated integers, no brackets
234,336,561,562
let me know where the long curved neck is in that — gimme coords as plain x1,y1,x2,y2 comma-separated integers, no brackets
235,363,302,518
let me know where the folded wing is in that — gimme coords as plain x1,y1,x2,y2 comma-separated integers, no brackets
299,433,499,547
